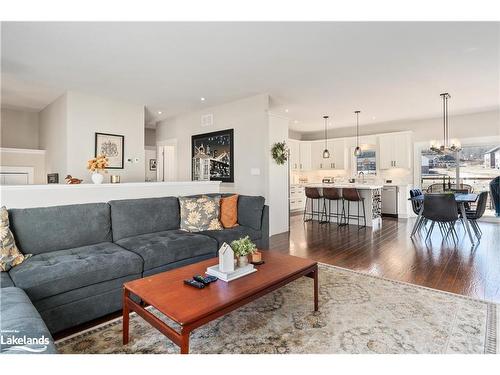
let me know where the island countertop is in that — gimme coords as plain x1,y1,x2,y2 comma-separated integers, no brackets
303,183,383,190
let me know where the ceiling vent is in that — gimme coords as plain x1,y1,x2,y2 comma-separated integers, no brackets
201,114,213,127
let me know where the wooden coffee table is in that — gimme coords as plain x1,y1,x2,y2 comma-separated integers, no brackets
122,251,318,354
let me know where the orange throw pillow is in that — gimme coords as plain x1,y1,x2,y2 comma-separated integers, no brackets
220,194,239,228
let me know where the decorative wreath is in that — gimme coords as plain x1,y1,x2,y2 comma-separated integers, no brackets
271,141,288,165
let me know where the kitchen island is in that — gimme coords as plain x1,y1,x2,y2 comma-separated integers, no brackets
304,183,383,227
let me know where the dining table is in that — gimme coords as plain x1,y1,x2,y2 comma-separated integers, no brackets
409,193,479,244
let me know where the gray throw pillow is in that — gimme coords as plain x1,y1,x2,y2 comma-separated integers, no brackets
179,196,223,232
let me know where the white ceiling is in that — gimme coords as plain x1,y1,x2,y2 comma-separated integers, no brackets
1,22,499,132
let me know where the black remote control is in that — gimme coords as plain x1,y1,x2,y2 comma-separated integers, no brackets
193,274,218,285
184,279,205,289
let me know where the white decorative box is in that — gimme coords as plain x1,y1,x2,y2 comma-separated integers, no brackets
206,264,257,282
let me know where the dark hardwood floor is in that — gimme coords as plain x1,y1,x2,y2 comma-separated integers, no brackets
269,214,500,303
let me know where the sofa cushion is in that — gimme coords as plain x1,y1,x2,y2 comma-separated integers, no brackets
9,242,143,302
9,203,112,255
1,270,14,288
109,197,180,241
237,195,265,230
1,206,32,271
179,195,223,232
116,230,218,271
200,225,262,248
0,287,57,354
220,194,239,228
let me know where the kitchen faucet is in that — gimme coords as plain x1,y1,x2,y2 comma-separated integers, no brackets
358,171,365,183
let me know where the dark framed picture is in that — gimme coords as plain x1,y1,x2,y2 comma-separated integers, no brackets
149,159,157,171
192,129,234,182
47,173,59,184
95,132,124,169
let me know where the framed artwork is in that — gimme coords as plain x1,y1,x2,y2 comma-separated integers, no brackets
95,132,124,169
192,129,234,182
47,173,59,184
149,159,157,171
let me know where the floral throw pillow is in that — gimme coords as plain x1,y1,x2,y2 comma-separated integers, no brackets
179,196,223,232
1,206,31,272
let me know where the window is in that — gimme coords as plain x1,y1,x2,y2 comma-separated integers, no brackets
420,142,500,216
356,149,376,175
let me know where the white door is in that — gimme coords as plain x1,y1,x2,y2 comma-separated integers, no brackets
157,145,177,181
299,142,312,170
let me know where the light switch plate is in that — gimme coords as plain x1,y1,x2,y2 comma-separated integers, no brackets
250,168,261,176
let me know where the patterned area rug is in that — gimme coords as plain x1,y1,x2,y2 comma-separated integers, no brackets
56,263,498,354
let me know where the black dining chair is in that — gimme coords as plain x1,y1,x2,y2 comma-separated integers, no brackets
422,194,460,242
461,191,488,239
409,189,426,232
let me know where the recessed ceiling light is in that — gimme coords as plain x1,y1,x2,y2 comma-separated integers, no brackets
372,116,376,120
157,111,162,115
200,97,206,102
285,109,289,113
294,120,299,124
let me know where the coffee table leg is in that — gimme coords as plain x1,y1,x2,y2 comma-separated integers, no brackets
123,288,130,345
313,266,319,311
180,331,190,354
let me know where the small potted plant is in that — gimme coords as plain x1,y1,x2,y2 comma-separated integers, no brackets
231,236,257,267
87,155,108,184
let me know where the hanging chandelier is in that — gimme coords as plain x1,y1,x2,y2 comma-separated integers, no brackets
354,110,361,157
430,93,461,154
322,115,330,159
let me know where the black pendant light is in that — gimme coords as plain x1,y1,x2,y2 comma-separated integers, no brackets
354,110,361,157
322,115,330,159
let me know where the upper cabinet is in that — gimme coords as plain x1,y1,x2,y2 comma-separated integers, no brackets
378,133,411,169
288,139,312,170
298,142,312,170
330,139,346,170
288,139,300,170
310,139,346,170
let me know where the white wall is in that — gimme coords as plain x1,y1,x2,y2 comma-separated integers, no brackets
0,108,40,149
66,91,145,183
268,113,290,235
39,94,68,177
156,94,271,197
145,128,156,146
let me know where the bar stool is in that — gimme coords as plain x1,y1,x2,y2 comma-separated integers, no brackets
321,187,344,225
303,187,326,222
342,188,366,229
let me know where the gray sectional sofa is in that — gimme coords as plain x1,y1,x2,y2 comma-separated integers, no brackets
0,194,268,354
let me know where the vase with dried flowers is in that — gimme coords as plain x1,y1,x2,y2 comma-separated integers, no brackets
87,155,108,184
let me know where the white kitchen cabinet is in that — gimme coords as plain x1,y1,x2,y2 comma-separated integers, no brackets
290,185,306,211
310,139,346,170
378,133,411,169
311,141,328,170
298,142,312,170
330,139,346,170
288,139,300,170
